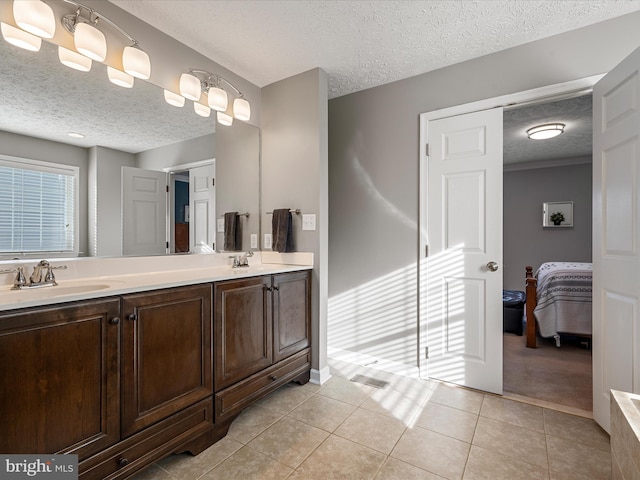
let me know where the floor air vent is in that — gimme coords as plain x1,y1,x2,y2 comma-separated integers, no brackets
349,374,390,389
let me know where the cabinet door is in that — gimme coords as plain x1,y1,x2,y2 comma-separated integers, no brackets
121,284,212,437
214,276,272,391
273,271,311,363
0,299,120,459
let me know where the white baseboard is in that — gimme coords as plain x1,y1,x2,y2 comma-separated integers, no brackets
309,366,332,385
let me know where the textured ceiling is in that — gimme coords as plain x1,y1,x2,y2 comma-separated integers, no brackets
110,0,640,99
504,94,592,165
0,38,214,153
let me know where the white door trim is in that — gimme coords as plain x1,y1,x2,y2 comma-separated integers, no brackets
163,158,215,173
418,74,603,379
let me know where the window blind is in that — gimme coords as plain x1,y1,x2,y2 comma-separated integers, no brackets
0,160,76,254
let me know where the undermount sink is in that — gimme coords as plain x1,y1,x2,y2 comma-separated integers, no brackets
0,282,115,304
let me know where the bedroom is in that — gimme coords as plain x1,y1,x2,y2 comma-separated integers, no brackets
502,93,593,414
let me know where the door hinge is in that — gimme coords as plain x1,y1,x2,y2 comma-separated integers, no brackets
425,245,429,257
424,347,429,359
212,178,215,186
165,185,169,193
166,241,169,248
425,143,429,156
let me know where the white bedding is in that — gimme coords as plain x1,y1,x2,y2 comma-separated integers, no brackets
533,262,592,339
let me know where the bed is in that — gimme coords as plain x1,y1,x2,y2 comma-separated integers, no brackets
524,262,592,348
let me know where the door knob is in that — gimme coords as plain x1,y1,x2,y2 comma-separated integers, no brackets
486,261,499,272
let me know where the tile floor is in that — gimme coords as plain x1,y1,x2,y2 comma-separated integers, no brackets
131,359,611,480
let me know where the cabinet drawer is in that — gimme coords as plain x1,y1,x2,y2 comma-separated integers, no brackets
80,398,213,480
215,348,311,422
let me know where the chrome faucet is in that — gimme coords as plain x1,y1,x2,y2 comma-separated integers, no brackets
231,250,254,268
0,260,67,290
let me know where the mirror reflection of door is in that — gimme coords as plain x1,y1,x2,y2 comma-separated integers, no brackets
122,166,169,256
189,164,216,253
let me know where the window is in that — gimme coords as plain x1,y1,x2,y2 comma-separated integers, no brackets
0,155,79,256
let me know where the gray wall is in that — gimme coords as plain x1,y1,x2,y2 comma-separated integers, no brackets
0,130,89,256
215,122,261,251
328,12,640,371
503,160,592,291
88,146,136,257
262,68,329,377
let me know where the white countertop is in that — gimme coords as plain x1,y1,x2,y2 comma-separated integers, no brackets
0,252,313,312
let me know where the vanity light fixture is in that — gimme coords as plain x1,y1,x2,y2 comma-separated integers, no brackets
107,66,134,88
60,0,151,79
13,0,56,39
180,68,251,123
526,123,565,140
1,22,42,51
164,89,185,108
58,45,92,72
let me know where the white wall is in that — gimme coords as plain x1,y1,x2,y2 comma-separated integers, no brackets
261,68,329,380
136,134,215,171
328,12,640,372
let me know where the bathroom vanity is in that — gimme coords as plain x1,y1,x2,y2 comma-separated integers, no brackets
0,254,312,479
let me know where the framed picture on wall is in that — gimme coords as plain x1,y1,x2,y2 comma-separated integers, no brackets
543,201,573,227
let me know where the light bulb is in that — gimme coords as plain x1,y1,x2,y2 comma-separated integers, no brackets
107,66,134,88
207,86,228,112
180,73,202,101
1,22,41,51
233,98,251,121
194,102,211,118
164,89,185,107
74,22,106,62
123,45,151,79
58,46,92,72
217,111,233,126
13,0,55,38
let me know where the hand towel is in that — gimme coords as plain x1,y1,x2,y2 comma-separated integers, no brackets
272,208,294,252
224,212,242,251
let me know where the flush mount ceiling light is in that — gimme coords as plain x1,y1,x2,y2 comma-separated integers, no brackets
181,69,251,123
1,22,42,51
60,0,151,78
67,132,85,138
526,123,565,140
13,0,56,38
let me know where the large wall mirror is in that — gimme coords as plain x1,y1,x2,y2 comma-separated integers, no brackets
0,35,260,258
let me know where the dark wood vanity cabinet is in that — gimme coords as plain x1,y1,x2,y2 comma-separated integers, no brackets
214,271,311,422
0,298,121,459
0,270,311,480
120,285,213,437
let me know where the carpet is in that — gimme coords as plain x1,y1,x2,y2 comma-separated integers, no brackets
503,333,592,412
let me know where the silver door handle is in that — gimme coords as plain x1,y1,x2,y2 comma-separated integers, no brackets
486,261,499,272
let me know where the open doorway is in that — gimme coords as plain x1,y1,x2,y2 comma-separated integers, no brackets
171,171,190,253
502,93,593,414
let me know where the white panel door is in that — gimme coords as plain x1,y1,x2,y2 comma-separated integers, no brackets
425,108,503,394
122,167,168,256
592,45,640,433
189,164,216,252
